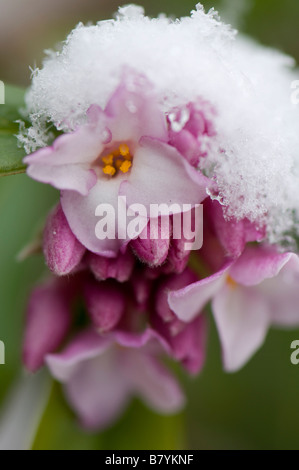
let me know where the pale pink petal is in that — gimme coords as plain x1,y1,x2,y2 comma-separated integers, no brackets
230,245,292,286
61,176,126,256
120,137,210,213
212,285,270,372
65,350,130,430
112,328,170,354
105,74,167,143
24,118,109,195
168,262,232,322
46,329,112,382
124,350,185,413
27,161,97,196
258,254,299,326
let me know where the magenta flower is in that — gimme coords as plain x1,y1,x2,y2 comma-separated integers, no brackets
24,73,210,257
46,328,185,430
169,245,299,372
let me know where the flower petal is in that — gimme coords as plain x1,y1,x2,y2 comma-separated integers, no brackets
124,350,185,413
111,327,171,354
65,350,130,430
259,254,299,326
105,73,167,143
24,118,109,194
212,285,270,372
168,262,232,322
230,245,292,286
120,137,210,213
61,176,126,256
46,329,112,382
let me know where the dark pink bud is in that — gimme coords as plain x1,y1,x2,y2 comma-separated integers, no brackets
88,249,135,283
162,236,191,274
131,219,170,267
23,280,72,372
83,279,125,332
43,204,85,276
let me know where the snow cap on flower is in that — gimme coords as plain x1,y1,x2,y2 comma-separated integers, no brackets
20,3,299,247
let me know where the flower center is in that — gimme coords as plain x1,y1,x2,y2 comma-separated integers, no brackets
226,275,237,290
101,143,133,177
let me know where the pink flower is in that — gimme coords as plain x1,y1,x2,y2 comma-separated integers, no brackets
46,328,185,430
24,73,210,257
168,245,299,372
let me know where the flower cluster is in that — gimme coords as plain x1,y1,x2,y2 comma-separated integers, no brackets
20,4,299,430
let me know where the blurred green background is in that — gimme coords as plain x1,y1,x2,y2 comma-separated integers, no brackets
1,0,299,450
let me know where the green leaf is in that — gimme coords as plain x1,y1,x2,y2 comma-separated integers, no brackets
0,84,27,177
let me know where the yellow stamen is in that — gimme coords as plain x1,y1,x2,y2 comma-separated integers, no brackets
226,275,237,289
119,143,130,158
103,165,116,176
119,160,132,173
102,154,114,166
101,143,133,177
